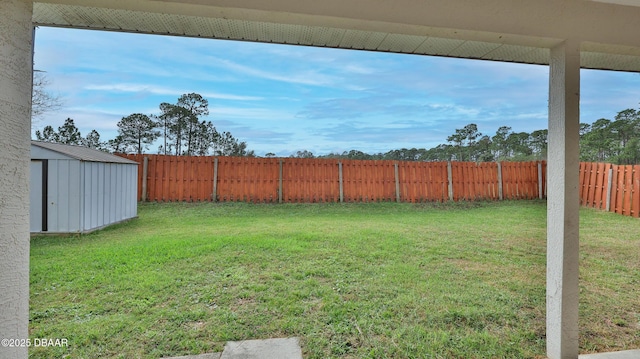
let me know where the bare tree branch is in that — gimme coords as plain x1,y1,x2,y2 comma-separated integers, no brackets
32,71,62,121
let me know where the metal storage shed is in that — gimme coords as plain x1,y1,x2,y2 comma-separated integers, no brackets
30,141,138,234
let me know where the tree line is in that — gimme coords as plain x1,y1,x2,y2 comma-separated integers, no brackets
289,107,640,165
34,92,640,164
34,93,254,157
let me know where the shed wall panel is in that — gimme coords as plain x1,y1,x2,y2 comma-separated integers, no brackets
79,162,138,232
47,159,82,233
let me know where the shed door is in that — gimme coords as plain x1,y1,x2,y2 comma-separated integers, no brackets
30,160,47,232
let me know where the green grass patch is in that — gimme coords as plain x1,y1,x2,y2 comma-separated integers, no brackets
29,201,639,358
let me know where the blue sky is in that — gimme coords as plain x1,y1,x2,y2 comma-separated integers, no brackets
33,27,640,157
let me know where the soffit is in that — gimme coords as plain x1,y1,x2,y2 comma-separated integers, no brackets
32,2,640,72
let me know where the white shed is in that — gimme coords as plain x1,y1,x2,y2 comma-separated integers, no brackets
30,141,139,234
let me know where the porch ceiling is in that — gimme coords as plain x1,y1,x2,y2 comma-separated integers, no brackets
32,0,640,72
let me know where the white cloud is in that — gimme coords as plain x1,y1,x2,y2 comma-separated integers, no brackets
213,57,339,86
210,107,296,121
84,83,263,101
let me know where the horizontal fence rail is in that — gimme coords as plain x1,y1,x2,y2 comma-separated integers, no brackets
119,154,548,204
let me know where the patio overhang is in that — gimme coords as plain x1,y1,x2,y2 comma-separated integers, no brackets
30,0,640,72
2,1,640,359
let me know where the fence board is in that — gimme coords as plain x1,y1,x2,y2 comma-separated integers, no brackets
592,163,604,209
613,165,622,214
631,165,640,218
588,162,596,206
162,155,171,201
623,165,633,216
579,162,588,205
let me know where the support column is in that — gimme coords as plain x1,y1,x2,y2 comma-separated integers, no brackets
0,1,34,359
546,40,581,359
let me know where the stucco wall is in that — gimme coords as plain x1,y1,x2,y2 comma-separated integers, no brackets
0,1,33,358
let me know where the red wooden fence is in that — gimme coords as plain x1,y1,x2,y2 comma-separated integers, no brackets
119,155,547,204
121,155,640,218
579,162,640,218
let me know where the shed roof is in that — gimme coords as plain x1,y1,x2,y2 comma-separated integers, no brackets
31,141,139,164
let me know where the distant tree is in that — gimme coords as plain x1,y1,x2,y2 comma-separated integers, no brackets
475,135,494,162
610,108,638,149
579,123,592,138
581,118,614,162
344,149,373,160
447,123,481,161
107,135,128,154
192,121,219,156
117,113,160,154
447,129,465,161
35,125,59,143
156,103,174,155
423,144,454,161
157,102,188,155
491,126,512,160
292,150,315,158
34,118,108,150
617,137,640,165
505,132,532,160
56,118,83,145
83,129,104,150
177,93,209,155
265,152,276,158
229,141,255,157
384,148,426,161
462,123,481,161
213,131,254,156
579,108,640,164
156,93,213,155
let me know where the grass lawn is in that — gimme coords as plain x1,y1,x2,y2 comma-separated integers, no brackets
29,201,639,358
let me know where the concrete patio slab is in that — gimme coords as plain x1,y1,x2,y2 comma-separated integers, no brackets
579,350,640,359
220,337,303,359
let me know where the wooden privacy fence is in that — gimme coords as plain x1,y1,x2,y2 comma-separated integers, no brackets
119,155,546,204
579,162,640,218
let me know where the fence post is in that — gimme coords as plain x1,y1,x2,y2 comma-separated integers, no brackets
497,162,504,200
447,161,454,201
212,157,218,202
339,161,344,203
279,159,283,204
142,156,148,202
394,162,401,202
538,161,543,199
606,167,613,212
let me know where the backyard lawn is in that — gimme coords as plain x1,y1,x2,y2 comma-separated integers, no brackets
29,201,639,358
